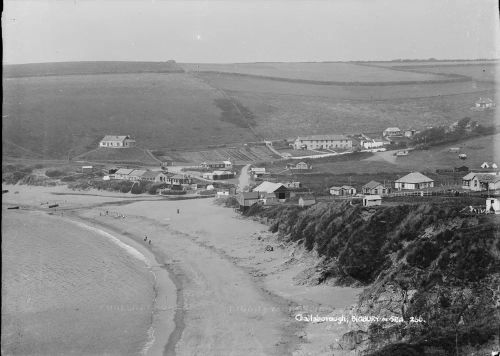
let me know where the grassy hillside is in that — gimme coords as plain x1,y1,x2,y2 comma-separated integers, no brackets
3,61,497,160
240,201,499,355
3,70,258,159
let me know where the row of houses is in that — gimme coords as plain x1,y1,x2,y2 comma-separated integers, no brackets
111,168,193,185
330,172,434,197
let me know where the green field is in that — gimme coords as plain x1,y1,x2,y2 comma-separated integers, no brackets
3,61,497,161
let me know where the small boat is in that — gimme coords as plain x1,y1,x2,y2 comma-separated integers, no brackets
48,204,59,208
2,189,9,194
7,206,19,210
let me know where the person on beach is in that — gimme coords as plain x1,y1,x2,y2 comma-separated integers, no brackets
177,209,180,214
144,235,148,241
149,240,151,245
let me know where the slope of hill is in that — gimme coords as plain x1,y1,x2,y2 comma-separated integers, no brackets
3,61,184,78
74,147,160,165
2,61,497,160
3,68,259,159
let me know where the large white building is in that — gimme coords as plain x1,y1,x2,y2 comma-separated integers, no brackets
292,134,352,150
99,135,136,148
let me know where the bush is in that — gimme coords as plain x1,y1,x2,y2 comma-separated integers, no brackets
45,169,64,178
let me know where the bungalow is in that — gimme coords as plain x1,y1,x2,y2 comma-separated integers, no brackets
99,135,136,148
394,172,434,190
201,161,232,170
362,181,388,195
128,170,147,181
360,138,386,150
287,161,312,170
292,134,352,150
250,167,266,174
363,195,382,207
113,168,135,180
298,195,316,207
253,181,289,201
383,127,402,137
141,171,168,183
166,174,192,186
237,191,260,208
202,171,235,180
403,129,418,138
329,185,356,196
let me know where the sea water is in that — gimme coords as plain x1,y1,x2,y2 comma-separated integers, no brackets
1,209,156,355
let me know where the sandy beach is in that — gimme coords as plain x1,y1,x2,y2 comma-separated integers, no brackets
2,184,361,355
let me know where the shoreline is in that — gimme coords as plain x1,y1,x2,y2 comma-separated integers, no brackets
3,184,361,355
67,213,177,356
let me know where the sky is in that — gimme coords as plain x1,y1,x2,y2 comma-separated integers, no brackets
2,0,500,64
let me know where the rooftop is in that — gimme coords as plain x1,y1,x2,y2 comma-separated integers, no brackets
101,135,132,142
253,181,286,193
296,134,349,141
395,172,434,183
362,180,383,189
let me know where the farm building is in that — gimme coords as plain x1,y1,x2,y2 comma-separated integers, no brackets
292,134,352,150
474,97,495,110
253,181,289,201
449,147,460,153
81,165,93,173
486,198,500,214
287,161,312,170
99,135,136,148
383,127,402,137
202,171,235,180
363,195,382,207
481,162,498,169
329,185,356,196
237,192,260,209
362,181,388,195
394,172,434,190
141,171,167,183
201,161,232,169
298,195,316,207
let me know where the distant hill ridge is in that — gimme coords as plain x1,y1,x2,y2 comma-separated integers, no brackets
3,61,184,78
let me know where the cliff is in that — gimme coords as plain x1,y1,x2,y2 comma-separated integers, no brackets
242,200,500,355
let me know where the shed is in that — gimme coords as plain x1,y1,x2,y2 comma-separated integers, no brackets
363,195,382,207
253,181,289,201
486,198,500,214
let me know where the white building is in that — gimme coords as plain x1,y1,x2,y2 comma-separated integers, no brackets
99,135,136,148
486,198,500,214
383,127,402,137
292,135,352,150
363,195,382,206
394,172,434,190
